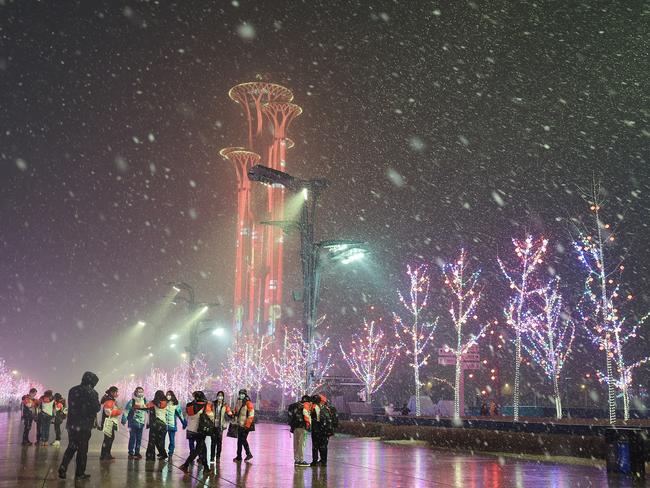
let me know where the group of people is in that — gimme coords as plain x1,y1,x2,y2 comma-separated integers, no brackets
19,371,337,481
20,374,258,480
21,388,68,447
287,394,338,467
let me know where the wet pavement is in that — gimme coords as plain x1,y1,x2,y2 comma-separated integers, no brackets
0,411,645,487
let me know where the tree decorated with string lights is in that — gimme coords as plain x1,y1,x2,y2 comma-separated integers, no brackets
574,183,650,422
393,264,437,417
0,360,14,406
339,318,400,404
442,250,490,419
269,327,293,411
269,328,332,398
522,276,575,419
498,235,548,421
247,334,272,403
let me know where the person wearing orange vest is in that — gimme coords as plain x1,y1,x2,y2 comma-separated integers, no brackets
99,386,123,460
210,391,232,463
52,393,67,447
38,390,55,446
180,390,214,472
145,390,168,461
232,388,255,462
21,388,39,445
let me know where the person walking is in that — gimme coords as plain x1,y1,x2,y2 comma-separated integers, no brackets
145,390,168,460
232,389,255,463
121,386,147,459
38,390,55,446
58,371,101,481
210,391,232,464
288,395,312,467
51,393,67,447
164,390,186,458
180,391,213,472
21,388,39,446
99,386,122,461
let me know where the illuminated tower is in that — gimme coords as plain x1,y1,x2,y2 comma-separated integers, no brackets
262,103,302,335
223,81,302,336
219,147,261,334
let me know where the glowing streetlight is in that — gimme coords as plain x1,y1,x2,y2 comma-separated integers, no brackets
212,327,226,337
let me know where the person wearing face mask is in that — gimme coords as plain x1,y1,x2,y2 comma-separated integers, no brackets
180,390,213,472
145,390,168,461
210,391,232,464
51,393,67,447
99,386,123,461
164,390,186,458
121,387,147,459
232,389,255,462
38,390,55,446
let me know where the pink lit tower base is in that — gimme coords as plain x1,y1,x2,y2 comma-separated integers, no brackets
221,81,302,337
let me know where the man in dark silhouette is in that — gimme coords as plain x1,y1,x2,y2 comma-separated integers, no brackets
58,372,100,480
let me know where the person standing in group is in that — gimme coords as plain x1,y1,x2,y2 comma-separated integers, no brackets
164,390,186,458
121,386,147,460
210,391,232,464
288,395,312,467
99,386,123,461
51,393,67,447
58,371,101,481
180,391,213,472
310,394,337,466
38,390,55,446
145,390,169,461
21,388,39,446
232,389,255,463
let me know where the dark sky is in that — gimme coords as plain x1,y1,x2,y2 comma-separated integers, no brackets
1,0,648,396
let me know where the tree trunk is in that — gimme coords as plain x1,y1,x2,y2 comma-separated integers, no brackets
414,365,421,417
454,354,461,420
606,353,616,423
513,335,521,422
553,374,562,419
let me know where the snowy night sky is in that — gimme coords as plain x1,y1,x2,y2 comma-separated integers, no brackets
1,1,648,397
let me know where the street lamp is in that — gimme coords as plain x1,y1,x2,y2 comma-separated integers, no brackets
248,164,369,392
167,281,219,365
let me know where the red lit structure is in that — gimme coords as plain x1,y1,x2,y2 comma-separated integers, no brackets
222,82,302,336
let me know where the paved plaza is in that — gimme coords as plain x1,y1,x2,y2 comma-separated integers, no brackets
0,411,643,487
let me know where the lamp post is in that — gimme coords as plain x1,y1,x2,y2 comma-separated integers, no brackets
248,164,369,392
167,282,219,365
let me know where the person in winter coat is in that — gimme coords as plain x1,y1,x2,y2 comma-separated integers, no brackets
21,388,39,445
100,386,123,460
145,390,168,460
38,390,55,446
232,388,255,462
210,390,232,463
164,390,186,458
52,393,67,447
58,371,101,481
180,391,213,472
288,395,312,467
121,386,147,459
310,394,335,466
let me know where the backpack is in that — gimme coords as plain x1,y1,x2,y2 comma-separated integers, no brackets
197,404,215,435
287,402,302,429
320,403,338,435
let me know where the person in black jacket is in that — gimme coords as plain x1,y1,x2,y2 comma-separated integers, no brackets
58,371,100,481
